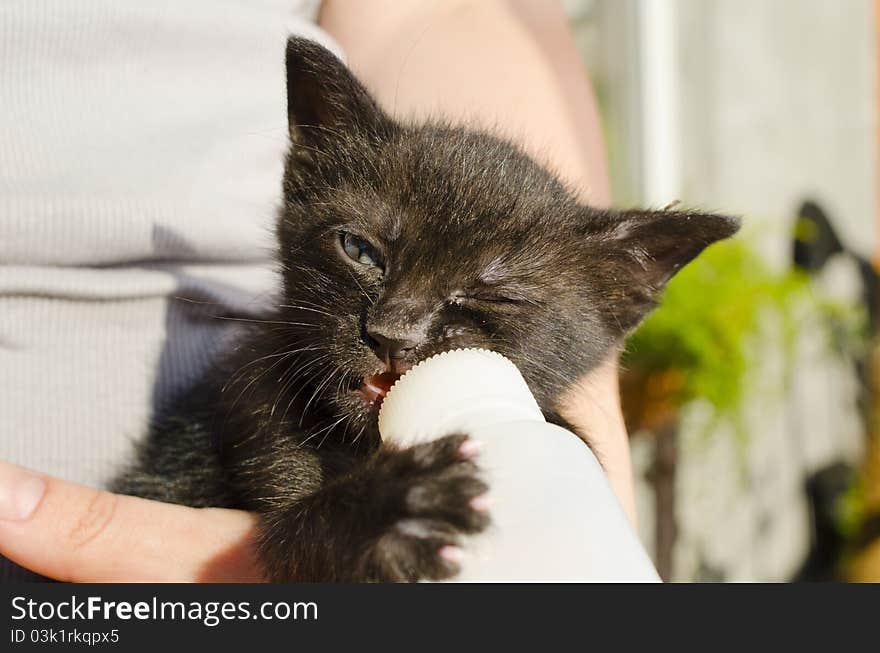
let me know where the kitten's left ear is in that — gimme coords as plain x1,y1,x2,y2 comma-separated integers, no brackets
285,38,391,153
587,208,741,333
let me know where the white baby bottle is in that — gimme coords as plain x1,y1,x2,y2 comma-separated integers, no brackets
378,348,660,582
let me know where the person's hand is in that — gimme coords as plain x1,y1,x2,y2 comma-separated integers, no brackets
0,460,264,582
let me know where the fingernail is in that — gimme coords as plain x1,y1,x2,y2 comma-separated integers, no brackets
459,439,482,459
0,463,46,521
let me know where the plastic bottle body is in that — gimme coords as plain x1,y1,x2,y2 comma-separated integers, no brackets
378,348,660,582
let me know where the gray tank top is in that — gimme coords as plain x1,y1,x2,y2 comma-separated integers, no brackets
0,0,340,581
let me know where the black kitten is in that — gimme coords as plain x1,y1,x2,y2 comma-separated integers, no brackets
112,39,739,582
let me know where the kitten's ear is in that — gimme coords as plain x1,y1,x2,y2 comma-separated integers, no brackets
587,208,740,333
285,38,391,153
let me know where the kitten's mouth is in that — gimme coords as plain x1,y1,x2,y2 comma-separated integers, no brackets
358,372,401,408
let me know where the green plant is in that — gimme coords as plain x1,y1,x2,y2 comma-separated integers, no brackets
622,236,864,435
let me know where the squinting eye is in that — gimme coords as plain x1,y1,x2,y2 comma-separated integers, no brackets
340,232,381,268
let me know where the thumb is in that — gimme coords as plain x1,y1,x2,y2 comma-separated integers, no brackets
0,460,264,582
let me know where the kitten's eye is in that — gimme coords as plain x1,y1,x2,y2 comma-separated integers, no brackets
340,232,381,268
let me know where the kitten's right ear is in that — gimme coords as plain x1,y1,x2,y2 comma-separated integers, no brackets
285,38,391,153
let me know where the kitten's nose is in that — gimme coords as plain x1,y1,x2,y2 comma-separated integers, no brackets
366,327,420,368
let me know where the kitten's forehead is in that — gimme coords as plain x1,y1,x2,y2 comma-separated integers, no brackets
380,128,571,224
479,256,508,284
298,122,582,291
345,139,577,292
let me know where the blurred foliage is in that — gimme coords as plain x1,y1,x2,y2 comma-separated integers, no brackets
839,433,880,581
622,236,865,436
839,472,868,540
840,349,880,580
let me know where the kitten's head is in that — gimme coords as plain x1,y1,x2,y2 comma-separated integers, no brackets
276,38,739,441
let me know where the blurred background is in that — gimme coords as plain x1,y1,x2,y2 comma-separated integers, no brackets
563,0,879,581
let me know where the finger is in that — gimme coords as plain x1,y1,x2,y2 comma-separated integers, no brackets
0,460,264,582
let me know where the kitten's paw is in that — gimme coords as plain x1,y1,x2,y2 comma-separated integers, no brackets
367,434,490,582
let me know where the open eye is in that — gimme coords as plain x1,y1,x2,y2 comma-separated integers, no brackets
339,232,381,268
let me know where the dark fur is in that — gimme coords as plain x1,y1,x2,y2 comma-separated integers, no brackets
111,39,739,582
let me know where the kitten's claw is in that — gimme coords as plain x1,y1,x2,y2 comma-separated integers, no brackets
469,493,491,512
439,545,465,564
458,437,482,459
